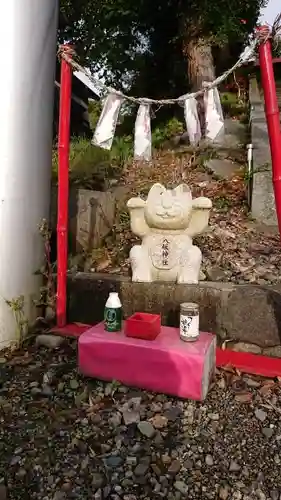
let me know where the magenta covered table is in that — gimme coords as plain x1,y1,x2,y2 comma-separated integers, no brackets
78,322,216,401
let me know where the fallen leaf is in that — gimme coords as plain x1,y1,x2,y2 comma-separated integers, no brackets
224,372,234,387
96,258,111,272
243,377,261,388
259,379,276,396
235,392,252,403
8,355,33,366
221,364,236,374
149,415,168,429
221,339,233,351
217,377,226,390
259,383,275,396
262,379,275,387
271,394,278,405
260,403,274,411
261,401,281,414
231,375,246,393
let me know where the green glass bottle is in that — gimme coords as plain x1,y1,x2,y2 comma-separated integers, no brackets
104,292,122,332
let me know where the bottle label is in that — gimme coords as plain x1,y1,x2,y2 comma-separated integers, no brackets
180,314,199,340
104,307,122,332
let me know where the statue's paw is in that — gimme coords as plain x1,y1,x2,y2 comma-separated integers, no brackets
127,197,146,209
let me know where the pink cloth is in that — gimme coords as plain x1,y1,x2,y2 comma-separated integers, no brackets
78,322,216,401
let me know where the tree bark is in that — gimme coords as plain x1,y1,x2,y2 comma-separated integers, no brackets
184,38,216,135
185,38,215,91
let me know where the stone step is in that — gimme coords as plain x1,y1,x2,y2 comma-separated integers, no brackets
259,80,281,117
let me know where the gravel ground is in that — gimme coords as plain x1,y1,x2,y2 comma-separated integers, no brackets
1,339,281,500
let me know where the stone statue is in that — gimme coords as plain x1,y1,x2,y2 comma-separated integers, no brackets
127,183,212,284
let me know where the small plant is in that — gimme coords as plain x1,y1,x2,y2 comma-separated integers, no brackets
243,168,253,184
37,219,56,315
220,91,247,119
111,136,133,167
88,100,102,130
52,137,111,187
4,295,28,347
52,134,132,188
152,117,184,148
213,195,232,211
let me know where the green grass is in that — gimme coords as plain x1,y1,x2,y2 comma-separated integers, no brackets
220,92,247,119
51,100,135,189
51,114,187,188
52,135,133,189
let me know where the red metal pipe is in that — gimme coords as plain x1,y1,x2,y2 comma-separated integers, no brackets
57,46,72,327
258,27,281,238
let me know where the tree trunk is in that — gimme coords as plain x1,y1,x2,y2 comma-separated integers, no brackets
184,38,215,135
185,38,215,91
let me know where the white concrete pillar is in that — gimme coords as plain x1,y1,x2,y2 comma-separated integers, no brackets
0,0,58,346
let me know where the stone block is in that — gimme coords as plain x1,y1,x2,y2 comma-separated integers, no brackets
221,285,281,347
120,281,229,336
263,346,281,358
67,274,281,348
251,169,277,226
36,334,64,349
76,189,115,251
231,342,262,354
67,272,129,326
50,187,116,253
205,158,239,180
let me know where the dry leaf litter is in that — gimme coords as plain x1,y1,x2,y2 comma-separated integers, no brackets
77,148,281,285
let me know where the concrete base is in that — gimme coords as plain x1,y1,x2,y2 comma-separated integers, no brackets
78,322,216,401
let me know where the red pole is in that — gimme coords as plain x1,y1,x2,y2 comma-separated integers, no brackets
57,46,72,327
258,26,281,238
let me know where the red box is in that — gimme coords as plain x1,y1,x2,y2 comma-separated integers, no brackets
124,313,161,341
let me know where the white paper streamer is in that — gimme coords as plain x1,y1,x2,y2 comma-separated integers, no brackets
134,103,152,161
184,97,202,145
92,93,124,150
74,70,102,98
204,83,225,142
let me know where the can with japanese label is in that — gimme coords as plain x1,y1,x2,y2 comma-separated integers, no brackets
104,292,122,332
180,302,199,342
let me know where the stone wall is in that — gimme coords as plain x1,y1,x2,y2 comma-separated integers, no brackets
67,273,281,357
249,77,277,225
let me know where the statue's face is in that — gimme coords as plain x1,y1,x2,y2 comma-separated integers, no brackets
145,183,193,229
